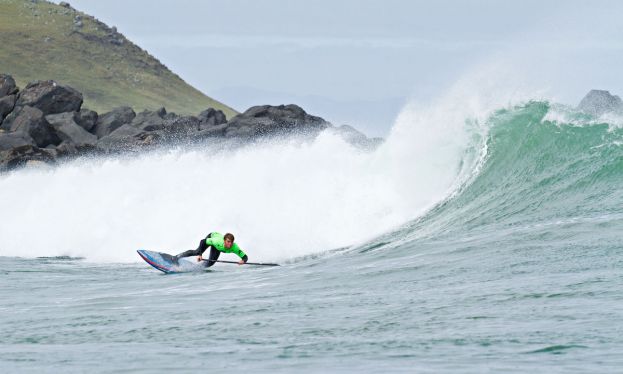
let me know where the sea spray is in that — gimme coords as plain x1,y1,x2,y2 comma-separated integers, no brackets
0,114,477,262
0,77,570,264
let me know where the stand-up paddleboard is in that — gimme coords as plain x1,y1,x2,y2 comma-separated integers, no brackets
137,249,207,274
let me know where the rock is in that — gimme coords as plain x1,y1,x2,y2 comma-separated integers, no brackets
195,123,228,139
198,108,227,128
134,131,164,147
1,106,61,147
328,125,384,150
16,80,83,115
331,125,368,143
54,141,79,157
0,94,16,124
225,104,329,138
74,109,98,133
0,74,18,97
106,27,125,46
224,124,255,138
0,132,35,151
110,123,143,138
132,109,165,131
96,124,143,152
59,2,72,9
155,107,167,117
45,112,97,148
94,106,135,138
0,145,55,171
163,112,178,121
577,90,623,117
163,115,201,135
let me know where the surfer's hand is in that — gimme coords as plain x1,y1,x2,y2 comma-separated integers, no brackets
238,260,246,265
197,256,203,262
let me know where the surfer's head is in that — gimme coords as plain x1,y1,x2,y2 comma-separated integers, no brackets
224,233,235,249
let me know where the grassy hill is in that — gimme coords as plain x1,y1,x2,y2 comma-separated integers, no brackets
0,0,237,118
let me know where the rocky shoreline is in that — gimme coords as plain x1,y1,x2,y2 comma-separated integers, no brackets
0,74,382,171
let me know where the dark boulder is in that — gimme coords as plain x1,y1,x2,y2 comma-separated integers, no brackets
163,112,178,121
0,145,56,171
224,123,255,138
198,108,227,129
96,124,144,152
132,109,165,131
577,90,623,117
155,107,167,117
331,125,368,143
110,123,143,138
16,80,83,115
134,131,165,147
74,109,98,133
45,112,98,148
328,125,384,150
1,106,61,147
0,74,18,97
0,131,35,151
225,104,329,138
163,115,201,136
55,141,80,157
195,123,228,139
0,94,16,124
94,106,136,138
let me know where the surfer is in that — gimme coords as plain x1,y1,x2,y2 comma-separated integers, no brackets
173,232,248,267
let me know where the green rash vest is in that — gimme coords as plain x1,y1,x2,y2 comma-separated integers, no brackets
206,232,247,259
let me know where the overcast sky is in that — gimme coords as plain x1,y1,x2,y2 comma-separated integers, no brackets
58,0,623,135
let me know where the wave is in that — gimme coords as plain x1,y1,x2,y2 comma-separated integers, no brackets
4,88,619,265
378,101,623,253
0,92,483,262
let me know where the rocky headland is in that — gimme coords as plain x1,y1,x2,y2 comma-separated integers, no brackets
0,0,236,116
0,74,382,171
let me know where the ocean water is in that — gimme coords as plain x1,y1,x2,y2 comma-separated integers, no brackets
1,99,623,373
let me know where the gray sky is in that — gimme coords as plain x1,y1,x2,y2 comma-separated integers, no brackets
58,0,623,136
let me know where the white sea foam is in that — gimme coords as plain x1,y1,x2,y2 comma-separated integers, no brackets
3,60,557,263
4,56,555,263
543,103,623,130
0,96,491,263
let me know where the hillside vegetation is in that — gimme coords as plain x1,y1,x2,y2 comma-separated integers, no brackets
0,0,236,117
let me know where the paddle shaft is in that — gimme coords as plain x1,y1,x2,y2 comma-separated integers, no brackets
202,259,280,267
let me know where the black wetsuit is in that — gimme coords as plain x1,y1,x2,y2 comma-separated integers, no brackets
175,233,221,267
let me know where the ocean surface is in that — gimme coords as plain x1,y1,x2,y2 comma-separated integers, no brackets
1,99,623,373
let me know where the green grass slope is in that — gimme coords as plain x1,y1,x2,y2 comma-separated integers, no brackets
0,0,237,118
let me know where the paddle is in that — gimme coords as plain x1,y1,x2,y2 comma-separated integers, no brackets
202,259,280,267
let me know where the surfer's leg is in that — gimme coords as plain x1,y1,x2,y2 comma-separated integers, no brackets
176,239,208,258
205,246,221,267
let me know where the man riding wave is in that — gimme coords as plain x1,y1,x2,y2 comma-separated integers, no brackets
174,232,248,267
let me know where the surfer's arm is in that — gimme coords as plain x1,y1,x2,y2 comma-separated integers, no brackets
232,244,248,263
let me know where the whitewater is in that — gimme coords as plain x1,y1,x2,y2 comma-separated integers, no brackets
0,83,486,263
2,83,623,372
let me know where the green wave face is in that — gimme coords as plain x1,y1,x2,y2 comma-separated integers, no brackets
461,102,621,226
394,101,623,250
